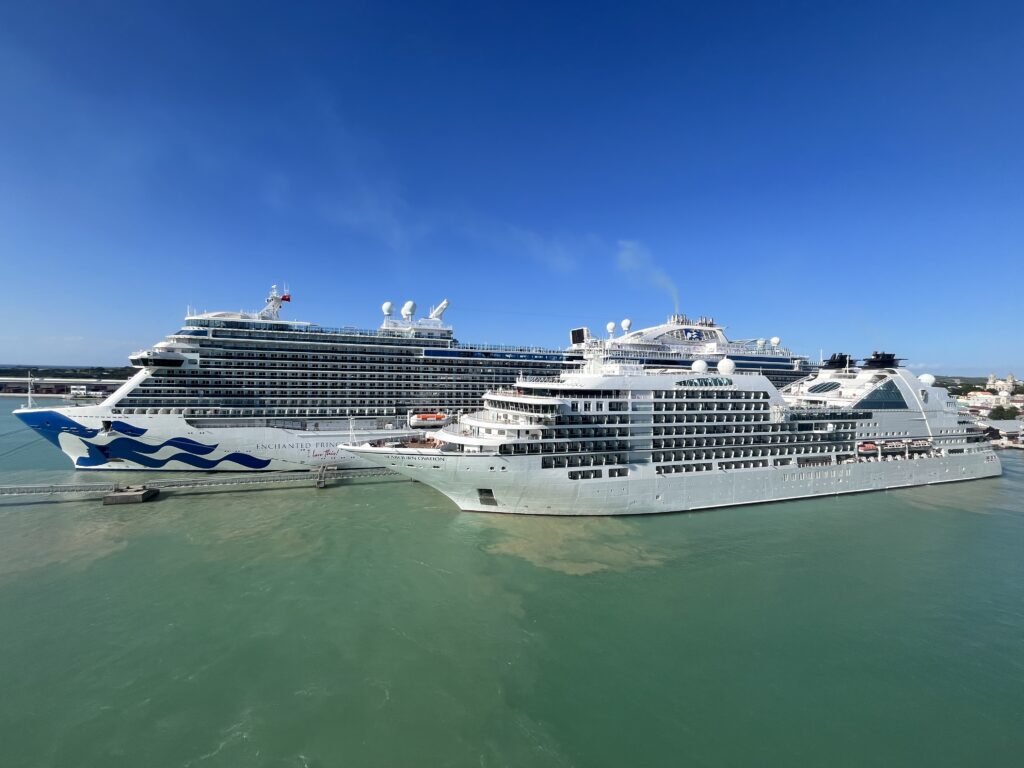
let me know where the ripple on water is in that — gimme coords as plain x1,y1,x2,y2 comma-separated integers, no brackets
469,514,669,575
2,402,1023,768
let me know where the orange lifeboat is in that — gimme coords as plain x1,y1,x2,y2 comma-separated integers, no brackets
408,412,453,428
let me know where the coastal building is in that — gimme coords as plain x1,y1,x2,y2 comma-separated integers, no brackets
957,389,1024,416
986,372,1017,393
976,419,1023,448
0,376,125,398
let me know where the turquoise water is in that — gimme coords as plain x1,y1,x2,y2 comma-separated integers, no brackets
2,402,1023,767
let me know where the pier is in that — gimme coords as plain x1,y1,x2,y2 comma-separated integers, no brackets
103,485,161,505
0,466,402,501
0,374,126,398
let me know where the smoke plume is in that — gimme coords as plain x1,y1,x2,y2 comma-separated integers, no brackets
616,240,680,313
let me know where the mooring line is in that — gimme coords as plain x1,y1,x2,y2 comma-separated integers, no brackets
0,436,44,461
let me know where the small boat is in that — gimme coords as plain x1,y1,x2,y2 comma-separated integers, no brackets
408,412,453,428
857,442,879,456
909,439,931,453
881,441,907,455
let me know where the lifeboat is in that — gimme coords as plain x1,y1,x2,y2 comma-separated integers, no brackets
857,442,879,456
408,412,453,428
881,441,907,455
909,439,931,453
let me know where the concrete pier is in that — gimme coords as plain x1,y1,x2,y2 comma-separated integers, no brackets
103,486,160,505
0,467,401,501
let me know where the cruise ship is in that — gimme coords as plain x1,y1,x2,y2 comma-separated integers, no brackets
14,287,813,471
345,349,1001,515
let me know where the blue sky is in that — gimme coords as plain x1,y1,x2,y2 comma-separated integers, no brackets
0,1,1021,374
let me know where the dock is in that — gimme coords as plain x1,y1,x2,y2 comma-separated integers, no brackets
0,466,401,502
103,486,160,505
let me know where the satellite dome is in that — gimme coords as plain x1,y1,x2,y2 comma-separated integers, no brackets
606,321,616,336
621,319,632,332
381,301,394,316
718,358,736,375
770,336,781,347
691,359,708,374
401,300,416,320
918,373,936,386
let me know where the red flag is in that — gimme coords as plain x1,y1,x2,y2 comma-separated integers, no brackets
282,294,291,302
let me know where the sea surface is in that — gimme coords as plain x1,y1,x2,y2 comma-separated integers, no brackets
1,401,1023,767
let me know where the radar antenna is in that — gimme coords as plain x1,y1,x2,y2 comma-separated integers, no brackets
258,284,292,320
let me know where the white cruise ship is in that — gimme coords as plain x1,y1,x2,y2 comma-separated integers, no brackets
14,287,813,471
345,349,1001,515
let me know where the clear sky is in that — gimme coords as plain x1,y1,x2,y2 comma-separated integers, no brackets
1,1,1021,374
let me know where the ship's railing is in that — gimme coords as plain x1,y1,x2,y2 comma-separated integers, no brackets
572,340,801,359
182,416,407,431
190,318,454,341
458,410,541,426
784,407,874,420
510,376,565,384
187,317,563,354
456,342,564,354
186,316,804,359
438,420,487,436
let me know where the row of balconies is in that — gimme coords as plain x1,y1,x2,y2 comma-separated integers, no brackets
653,437,855,452
652,414,771,424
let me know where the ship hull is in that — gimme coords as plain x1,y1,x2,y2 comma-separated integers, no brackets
14,406,394,471
347,449,1002,515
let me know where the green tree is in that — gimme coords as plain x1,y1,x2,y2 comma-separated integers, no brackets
988,405,1020,420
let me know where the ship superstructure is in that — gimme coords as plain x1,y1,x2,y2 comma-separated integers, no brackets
111,291,566,425
569,314,813,386
346,348,1000,515
15,287,815,471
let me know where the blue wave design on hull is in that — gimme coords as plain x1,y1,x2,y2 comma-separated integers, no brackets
18,410,149,442
96,436,219,456
76,436,270,470
159,437,217,454
110,421,147,437
78,449,271,470
18,409,271,470
16,410,99,446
